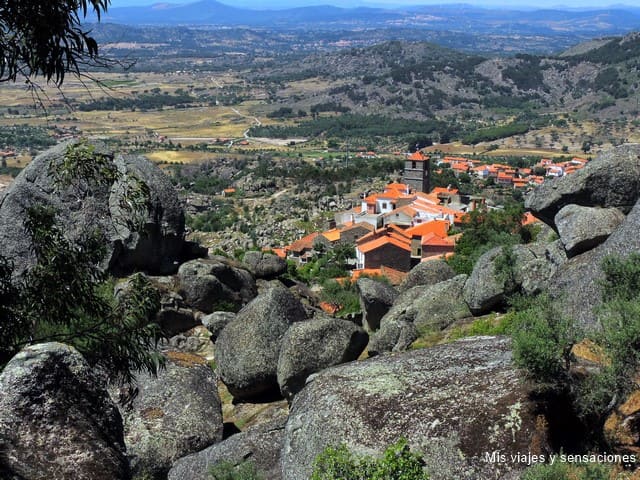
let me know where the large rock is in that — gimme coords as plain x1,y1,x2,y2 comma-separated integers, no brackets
0,343,129,480
555,204,625,258
277,316,368,400
168,420,285,480
0,141,187,277
550,197,640,329
366,317,418,357
368,275,469,355
201,311,236,340
117,351,223,479
463,247,511,315
398,258,456,293
243,251,287,279
463,243,564,315
356,277,397,331
525,144,640,228
518,240,567,296
116,274,197,337
281,336,547,480
177,257,257,313
216,285,307,401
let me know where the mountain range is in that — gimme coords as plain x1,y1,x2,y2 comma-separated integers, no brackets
93,0,640,36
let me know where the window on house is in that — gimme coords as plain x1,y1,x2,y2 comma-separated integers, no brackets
382,202,388,209
412,161,417,169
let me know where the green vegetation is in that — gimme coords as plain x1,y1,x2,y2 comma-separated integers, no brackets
310,438,429,480
512,253,640,422
186,200,239,232
249,114,446,141
0,139,166,383
521,461,616,480
209,460,262,480
320,280,360,317
570,35,640,65
0,0,109,85
0,206,164,384
511,293,577,386
502,55,544,91
78,92,196,111
447,313,515,341
447,204,532,275
0,125,56,149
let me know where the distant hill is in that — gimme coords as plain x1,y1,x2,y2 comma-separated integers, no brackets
244,31,640,133
93,1,640,37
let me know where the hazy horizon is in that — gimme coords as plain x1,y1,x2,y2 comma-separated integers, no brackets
106,0,639,9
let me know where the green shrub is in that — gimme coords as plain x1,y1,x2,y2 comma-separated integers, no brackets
310,438,429,480
511,294,577,386
209,460,262,480
521,461,615,480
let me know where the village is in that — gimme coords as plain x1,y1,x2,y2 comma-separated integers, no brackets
273,150,590,285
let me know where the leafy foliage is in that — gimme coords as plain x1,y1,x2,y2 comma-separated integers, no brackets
447,204,528,275
249,114,447,141
521,461,615,480
0,0,110,85
310,438,429,480
209,460,262,480
511,293,578,386
0,125,56,149
0,206,164,384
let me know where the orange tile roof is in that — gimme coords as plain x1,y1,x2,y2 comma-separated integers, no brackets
319,302,340,315
430,186,459,195
358,235,411,254
341,222,374,233
421,232,457,247
385,183,410,192
351,266,407,286
321,228,341,243
522,212,541,226
452,163,470,172
288,232,319,253
405,219,450,238
408,151,429,162
268,247,287,259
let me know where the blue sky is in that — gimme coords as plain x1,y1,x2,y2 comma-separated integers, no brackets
107,0,635,8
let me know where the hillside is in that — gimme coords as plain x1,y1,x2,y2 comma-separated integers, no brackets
246,33,640,145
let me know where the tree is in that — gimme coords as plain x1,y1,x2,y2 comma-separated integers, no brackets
0,0,110,86
0,205,164,384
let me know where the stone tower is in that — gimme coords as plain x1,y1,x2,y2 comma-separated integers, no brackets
402,150,430,193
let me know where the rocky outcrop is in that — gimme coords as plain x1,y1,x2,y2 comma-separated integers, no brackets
550,197,640,328
116,274,197,337
555,204,625,258
525,144,640,228
367,317,418,357
216,285,307,401
117,352,223,479
177,257,257,313
398,259,456,292
463,247,510,315
243,251,287,279
201,311,236,340
0,343,129,480
518,240,567,296
168,420,285,480
463,242,566,315
281,336,547,480
356,277,397,331
0,141,188,277
277,316,368,400
604,390,640,456
368,275,469,355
